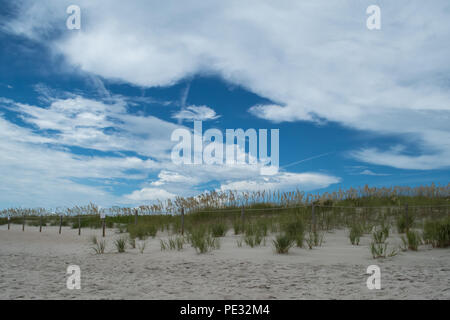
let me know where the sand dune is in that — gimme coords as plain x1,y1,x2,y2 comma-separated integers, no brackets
0,225,449,299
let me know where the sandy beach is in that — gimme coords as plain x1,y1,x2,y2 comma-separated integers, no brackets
0,224,449,300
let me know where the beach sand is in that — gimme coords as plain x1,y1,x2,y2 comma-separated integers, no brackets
0,224,449,299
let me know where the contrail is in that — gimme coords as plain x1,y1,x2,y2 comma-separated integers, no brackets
281,152,334,169
175,82,191,124
180,82,191,108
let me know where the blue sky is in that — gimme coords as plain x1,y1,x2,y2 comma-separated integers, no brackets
0,1,449,209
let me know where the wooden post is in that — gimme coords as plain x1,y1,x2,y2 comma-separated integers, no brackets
181,207,185,235
311,204,316,233
22,214,25,232
241,207,245,223
7,216,10,230
78,215,81,236
39,215,42,233
134,209,138,225
405,203,409,233
102,217,106,238
59,215,62,234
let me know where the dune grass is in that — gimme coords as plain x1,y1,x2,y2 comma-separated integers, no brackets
92,238,106,254
422,217,450,248
210,221,228,237
114,237,127,253
187,227,220,254
1,184,448,258
401,230,422,251
349,223,363,245
137,241,146,254
273,233,295,254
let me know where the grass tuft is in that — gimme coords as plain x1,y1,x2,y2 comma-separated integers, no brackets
273,233,295,254
422,218,450,248
401,230,422,251
114,237,127,253
92,238,106,254
349,223,363,245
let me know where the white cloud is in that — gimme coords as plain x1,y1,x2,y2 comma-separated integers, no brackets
218,172,340,192
1,93,341,207
359,169,390,176
6,0,447,170
13,1,447,205
124,188,176,202
0,115,157,207
172,105,219,121
151,170,201,186
352,145,450,170
5,94,181,160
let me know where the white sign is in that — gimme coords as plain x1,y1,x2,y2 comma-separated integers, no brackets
7,216,10,221
100,211,106,219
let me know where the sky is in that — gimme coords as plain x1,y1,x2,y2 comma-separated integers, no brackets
0,0,449,209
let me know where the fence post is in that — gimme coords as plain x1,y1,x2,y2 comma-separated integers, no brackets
241,207,245,223
7,216,10,230
102,217,106,238
59,215,62,234
405,203,409,233
78,215,81,236
134,209,138,225
22,214,25,232
181,207,185,235
39,215,42,233
311,204,316,233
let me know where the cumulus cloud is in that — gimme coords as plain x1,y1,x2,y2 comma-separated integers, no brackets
124,188,176,202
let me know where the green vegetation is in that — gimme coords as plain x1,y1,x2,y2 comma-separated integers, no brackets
210,221,228,237
282,217,305,247
233,219,244,235
305,230,324,249
92,238,106,254
160,236,185,251
349,223,363,245
370,225,397,259
423,218,450,248
273,233,295,254
396,214,415,234
114,237,127,253
128,237,136,249
137,241,146,254
1,184,448,258
127,223,157,240
187,228,220,254
401,230,422,251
